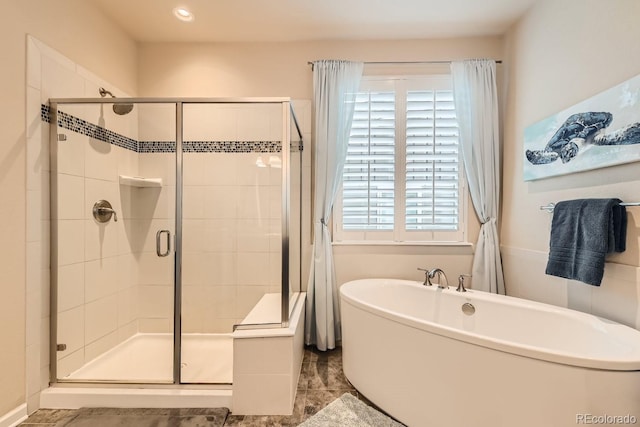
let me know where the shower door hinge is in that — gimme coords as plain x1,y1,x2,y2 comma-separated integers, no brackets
58,134,67,142
56,344,67,352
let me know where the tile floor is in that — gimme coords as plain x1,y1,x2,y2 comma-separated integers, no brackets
19,346,379,426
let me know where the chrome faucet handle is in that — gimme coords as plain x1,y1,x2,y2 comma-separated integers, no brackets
93,200,118,223
456,274,471,292
98,207,118,222
417,268,430,286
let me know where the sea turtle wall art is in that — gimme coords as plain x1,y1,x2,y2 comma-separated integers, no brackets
523,72,640,181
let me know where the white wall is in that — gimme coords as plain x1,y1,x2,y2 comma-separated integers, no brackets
1,1,137,417
502,0,640,328
138,38,503,100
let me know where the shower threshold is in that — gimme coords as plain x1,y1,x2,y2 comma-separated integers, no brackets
40,386,232,410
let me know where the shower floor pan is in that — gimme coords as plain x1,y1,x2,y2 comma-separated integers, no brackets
62,333,233,383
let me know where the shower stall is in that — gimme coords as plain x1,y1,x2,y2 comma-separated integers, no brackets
47,97,303,392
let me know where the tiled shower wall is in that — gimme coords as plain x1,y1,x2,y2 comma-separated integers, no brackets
53,108,140,379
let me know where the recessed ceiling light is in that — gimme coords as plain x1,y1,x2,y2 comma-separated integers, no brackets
173,7,194,22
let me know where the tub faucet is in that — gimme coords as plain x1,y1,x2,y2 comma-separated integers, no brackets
417,268,430,286
428,268,449,289
456,274,471,292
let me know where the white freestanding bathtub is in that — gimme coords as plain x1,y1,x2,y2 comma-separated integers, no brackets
340,279,640,427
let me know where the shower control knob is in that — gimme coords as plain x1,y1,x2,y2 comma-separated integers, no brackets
93,200,118,223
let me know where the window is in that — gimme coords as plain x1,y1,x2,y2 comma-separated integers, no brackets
334,76,466,243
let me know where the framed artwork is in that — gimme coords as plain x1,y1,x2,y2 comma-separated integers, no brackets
523,73,640,181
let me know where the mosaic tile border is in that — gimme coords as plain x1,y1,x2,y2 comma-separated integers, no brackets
42,104,301,154
42,104,137,151
185,141,282,153
138,141,175,153
138,141,302,153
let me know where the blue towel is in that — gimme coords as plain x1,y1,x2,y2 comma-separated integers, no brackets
545,198,627,286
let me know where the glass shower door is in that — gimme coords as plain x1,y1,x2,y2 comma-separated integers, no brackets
179,101,286,383
52,101,176,383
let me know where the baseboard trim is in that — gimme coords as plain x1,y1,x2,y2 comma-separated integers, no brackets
0,403,28,427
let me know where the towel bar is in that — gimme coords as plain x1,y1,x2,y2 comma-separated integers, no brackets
540,202,640,213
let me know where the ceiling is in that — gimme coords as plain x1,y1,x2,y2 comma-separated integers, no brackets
91,0,539,43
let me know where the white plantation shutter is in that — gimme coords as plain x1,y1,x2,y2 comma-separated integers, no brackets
405,90,459,230
335,76,465,242
342,91,395,230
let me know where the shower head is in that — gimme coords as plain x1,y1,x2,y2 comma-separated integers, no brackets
112,103,134,116
99,87,134,115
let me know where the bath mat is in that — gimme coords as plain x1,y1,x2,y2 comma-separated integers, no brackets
300,393,404,427
55,407,228,427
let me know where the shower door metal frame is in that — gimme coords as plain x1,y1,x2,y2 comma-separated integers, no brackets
48,97,301,386
174,101,184,384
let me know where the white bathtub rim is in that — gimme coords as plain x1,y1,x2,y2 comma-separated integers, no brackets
340,279,640,371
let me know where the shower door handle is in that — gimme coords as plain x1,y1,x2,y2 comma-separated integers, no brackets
156,230,171,257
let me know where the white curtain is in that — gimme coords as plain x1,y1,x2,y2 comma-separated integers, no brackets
451,59,505,294
305,60,363,350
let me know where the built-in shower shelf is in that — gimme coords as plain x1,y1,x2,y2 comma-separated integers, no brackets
118,175,163,188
